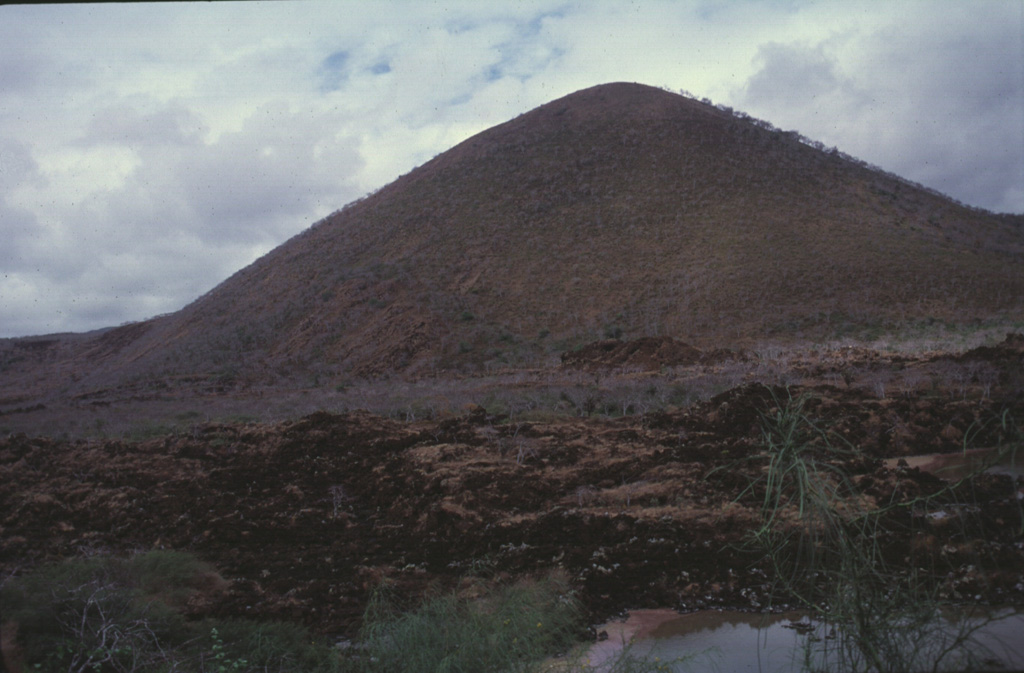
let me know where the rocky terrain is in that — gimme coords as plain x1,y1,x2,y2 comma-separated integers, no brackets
3,335,1022,640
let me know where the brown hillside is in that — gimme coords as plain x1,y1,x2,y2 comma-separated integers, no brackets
2,82,1023,397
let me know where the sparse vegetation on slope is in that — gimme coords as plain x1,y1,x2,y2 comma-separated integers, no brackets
2,83,1022,408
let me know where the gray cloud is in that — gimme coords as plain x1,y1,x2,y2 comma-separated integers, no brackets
1,98,364,335
82,101,208,148
169,107,364,244
0,138,46,273
744,42,858,110
0,204,39,272
734,2,1024,213
0,50,46,94
0,137,46,189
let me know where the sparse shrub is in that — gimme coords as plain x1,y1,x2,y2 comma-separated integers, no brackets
124,422,180,441
603,325,623,340
715,389,1014,673
329,484,350,518
1,553,197,672
211,619,338,672
1,551,340,673
129,549,219,605
354,575,582,673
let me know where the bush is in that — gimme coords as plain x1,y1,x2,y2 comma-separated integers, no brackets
354,575,582,673
0,550,339,673
2,553,193,672
212,619,338,672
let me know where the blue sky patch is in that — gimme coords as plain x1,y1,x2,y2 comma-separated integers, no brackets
319,50,350,92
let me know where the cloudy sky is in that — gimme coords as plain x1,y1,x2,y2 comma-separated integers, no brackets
1,1,1022,338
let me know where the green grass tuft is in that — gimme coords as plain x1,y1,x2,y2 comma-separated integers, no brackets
719,388,1019,673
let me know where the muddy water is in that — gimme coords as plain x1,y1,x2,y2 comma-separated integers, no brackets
885,446,1023,482
587,609,804,671
589,609,1024,672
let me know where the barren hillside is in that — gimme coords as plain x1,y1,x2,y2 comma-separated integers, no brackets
2,82,1022,405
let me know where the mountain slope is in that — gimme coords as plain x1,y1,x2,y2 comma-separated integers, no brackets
3,82,1023,396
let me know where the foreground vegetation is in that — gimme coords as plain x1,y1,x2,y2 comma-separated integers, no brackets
728,392,1022,672
1,553,685,673
0,551,337,673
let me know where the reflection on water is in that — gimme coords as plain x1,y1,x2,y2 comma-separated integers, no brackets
589,609,1024,672
589,610,808,672
885,446,1023,482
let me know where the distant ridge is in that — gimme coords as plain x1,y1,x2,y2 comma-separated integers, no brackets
3,82,1023,398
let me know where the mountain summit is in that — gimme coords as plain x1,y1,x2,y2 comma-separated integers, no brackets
4,82,1023,394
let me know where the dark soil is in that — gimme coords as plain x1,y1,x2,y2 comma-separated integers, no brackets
3,336,1023,641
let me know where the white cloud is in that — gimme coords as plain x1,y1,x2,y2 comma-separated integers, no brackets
0,0,1021,337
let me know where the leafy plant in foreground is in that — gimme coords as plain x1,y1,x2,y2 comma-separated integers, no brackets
717,388,1017,673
